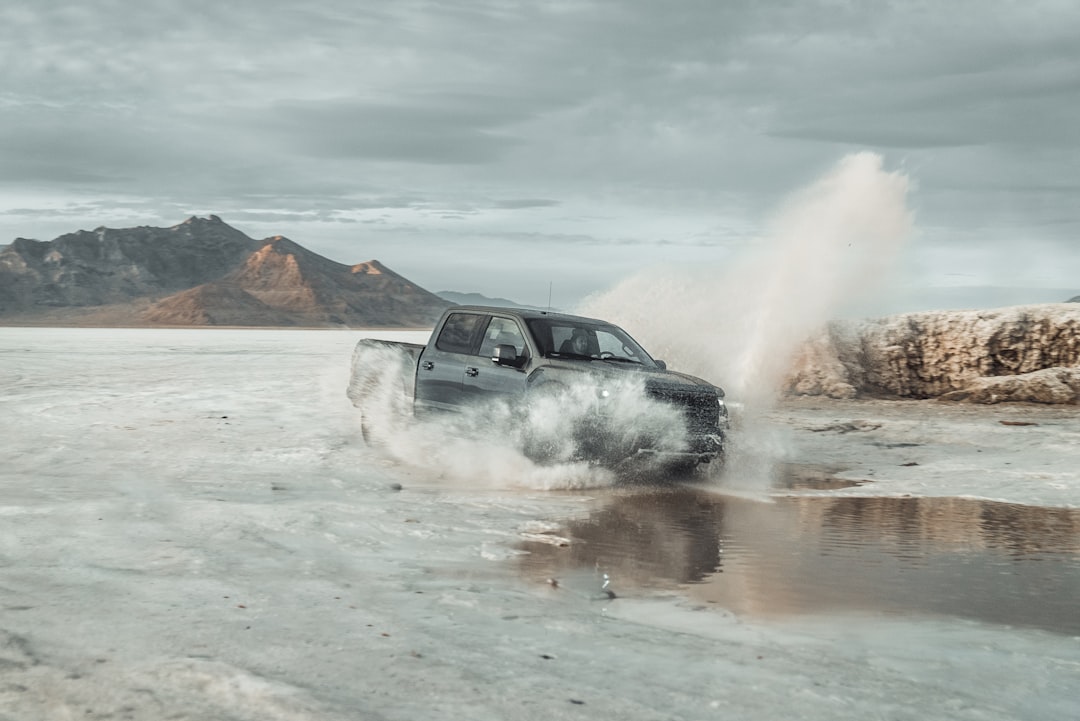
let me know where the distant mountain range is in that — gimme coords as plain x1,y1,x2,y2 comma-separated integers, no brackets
0,216,451,327
435,290,530,308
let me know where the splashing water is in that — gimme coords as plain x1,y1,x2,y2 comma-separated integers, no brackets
579,152,913,409
578,153,913,489
347,342,691,489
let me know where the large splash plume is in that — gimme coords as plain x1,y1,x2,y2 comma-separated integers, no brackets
579,152,914,410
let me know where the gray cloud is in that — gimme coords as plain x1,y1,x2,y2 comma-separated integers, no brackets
242,98,527,164
1,0,1078,309
492,199,560,210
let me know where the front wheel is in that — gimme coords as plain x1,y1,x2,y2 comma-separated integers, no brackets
520,382,571,465
661,458,702,478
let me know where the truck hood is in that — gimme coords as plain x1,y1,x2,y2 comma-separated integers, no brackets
537,358,724,397
654,369,726,397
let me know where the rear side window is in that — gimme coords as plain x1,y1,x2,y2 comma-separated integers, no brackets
435,313,485,353
478,317,528,359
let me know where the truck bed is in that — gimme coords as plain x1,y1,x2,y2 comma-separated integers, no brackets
347,338,425,407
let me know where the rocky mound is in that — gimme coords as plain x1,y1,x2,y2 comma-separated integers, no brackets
786,304,1080,404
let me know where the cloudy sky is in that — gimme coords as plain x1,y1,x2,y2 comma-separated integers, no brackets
2,0,1078,312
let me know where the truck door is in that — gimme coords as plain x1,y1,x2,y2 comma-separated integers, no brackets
414,311,486,412
462,316,532,402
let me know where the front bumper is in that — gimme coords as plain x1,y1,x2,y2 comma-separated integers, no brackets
634,432,725,463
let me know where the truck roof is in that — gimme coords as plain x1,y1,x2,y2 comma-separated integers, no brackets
447,305,608,325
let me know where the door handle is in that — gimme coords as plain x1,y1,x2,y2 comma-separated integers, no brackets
465,367,479,377
421,361,434,371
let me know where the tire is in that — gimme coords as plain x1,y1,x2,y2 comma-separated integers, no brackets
521,382,571,465
662,459,701,478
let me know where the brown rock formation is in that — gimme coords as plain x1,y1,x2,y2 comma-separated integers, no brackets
786,304,1080,403
144,236,449,327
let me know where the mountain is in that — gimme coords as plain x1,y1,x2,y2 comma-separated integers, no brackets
786,303,1080,404
0,216,450,327
436,290,527,308
0,215,255,312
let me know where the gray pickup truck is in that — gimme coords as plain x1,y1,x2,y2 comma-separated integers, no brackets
348,305,728,470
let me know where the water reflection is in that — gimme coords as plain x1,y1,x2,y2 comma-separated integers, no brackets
518,485,1080,635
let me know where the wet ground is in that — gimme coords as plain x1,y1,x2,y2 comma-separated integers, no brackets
518,466,1080,636
5,329,1079,720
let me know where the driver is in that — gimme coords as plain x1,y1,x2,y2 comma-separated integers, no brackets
569,328,589,355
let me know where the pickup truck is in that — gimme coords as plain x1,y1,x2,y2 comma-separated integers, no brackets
348,305,728,470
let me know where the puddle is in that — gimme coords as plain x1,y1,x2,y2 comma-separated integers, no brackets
517,484,1080,635
771,464,866,490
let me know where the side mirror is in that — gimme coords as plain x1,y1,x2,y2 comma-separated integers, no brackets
654,359,667,370
492,344,521,367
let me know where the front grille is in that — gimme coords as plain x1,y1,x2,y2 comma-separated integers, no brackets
646,386,720,433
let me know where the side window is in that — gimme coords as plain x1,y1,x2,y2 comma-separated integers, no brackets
435,313,484,354
553,325,598,356
525,319,553,356
550,326,572,352
478,317,527,359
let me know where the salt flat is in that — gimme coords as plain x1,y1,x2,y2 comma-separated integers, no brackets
1,328,1077,721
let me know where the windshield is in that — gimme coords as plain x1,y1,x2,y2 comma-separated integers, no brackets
526,318,657,367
